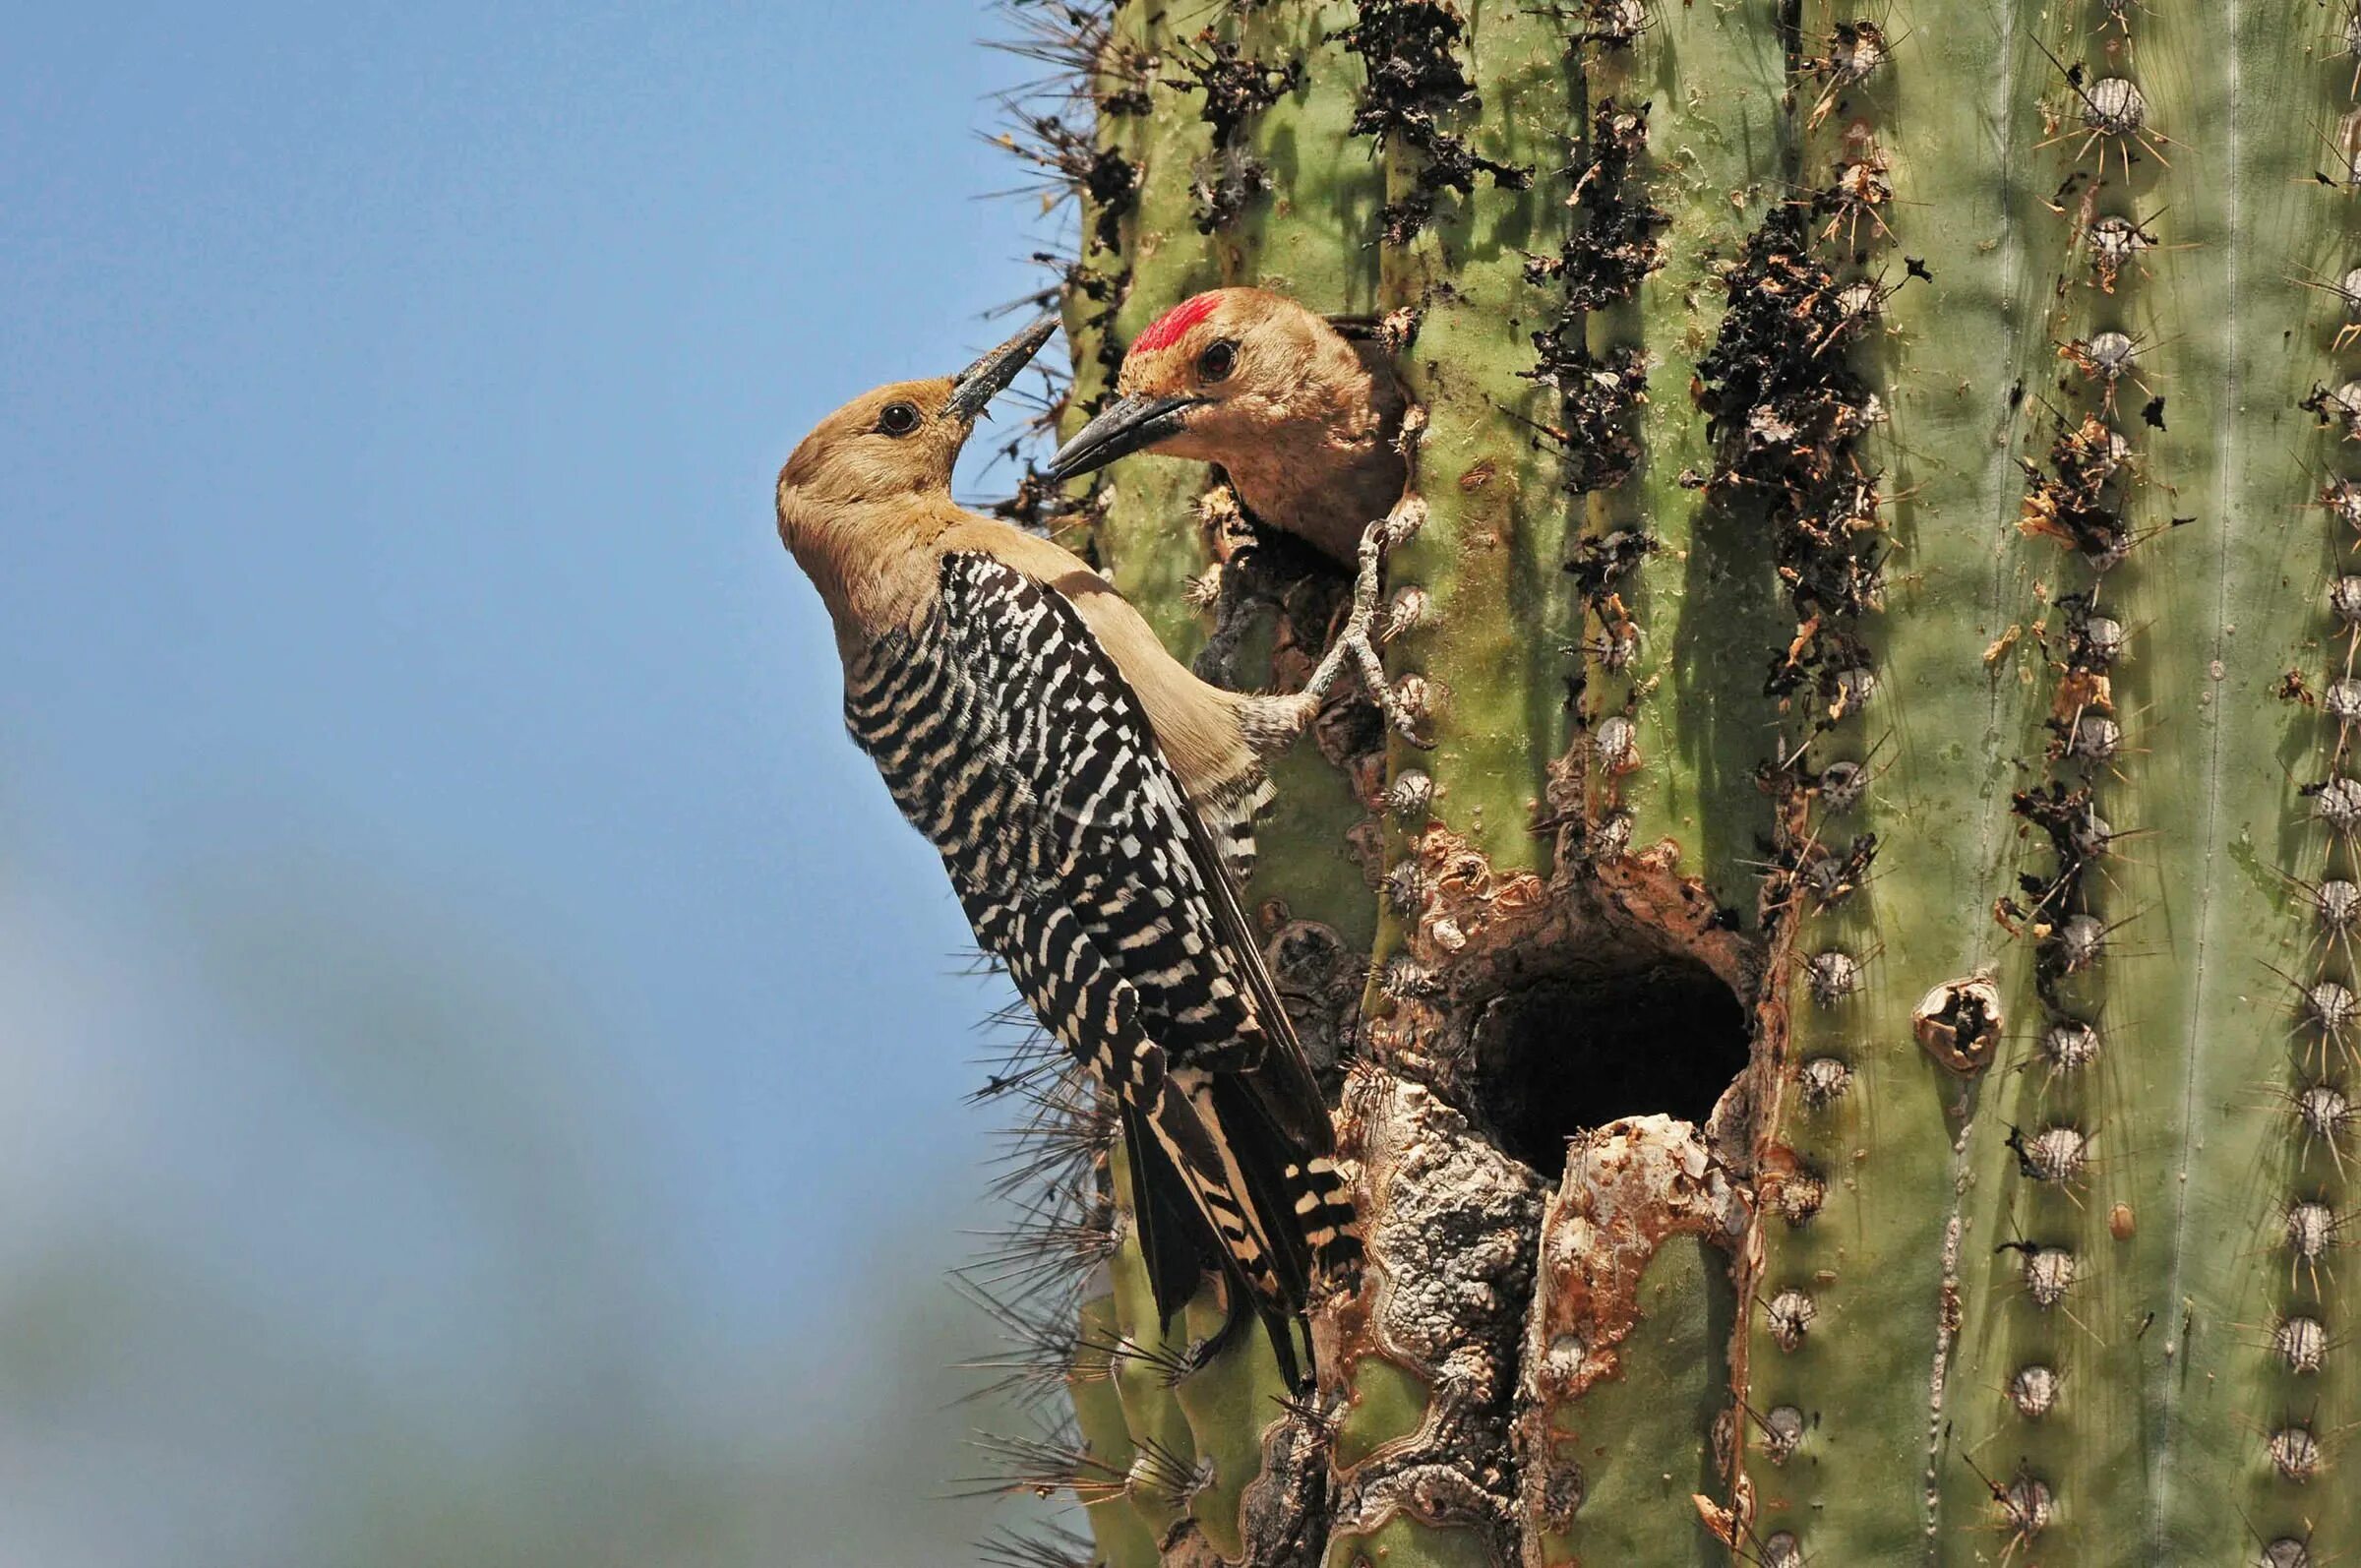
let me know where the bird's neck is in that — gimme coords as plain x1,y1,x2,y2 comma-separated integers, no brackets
1220,416,1404,564
782,493,955,657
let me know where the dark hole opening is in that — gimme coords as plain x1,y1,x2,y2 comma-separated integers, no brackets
1473,955,1750,1179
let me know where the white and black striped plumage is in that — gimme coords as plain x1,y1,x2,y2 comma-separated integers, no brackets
844,553,1358,1383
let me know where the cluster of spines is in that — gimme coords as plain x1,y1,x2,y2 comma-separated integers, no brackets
1693,14,1905,1557
2241,10,2361,1546
1516,30,1668,854
1977,15,2198,1551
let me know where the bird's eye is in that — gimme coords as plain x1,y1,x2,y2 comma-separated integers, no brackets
878,402,921,437
1196,339,1238,384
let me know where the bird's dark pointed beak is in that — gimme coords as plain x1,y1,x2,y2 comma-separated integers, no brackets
1044,392,1208,482
943,316,1059,422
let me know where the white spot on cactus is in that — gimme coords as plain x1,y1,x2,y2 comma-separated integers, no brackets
2040,1021,2101,1073
2285,1198,2335,1263
2331,575,2361,627
1381,584,1428,642
2086,214,2150,276
1832,666,1877,714
2078,330,2139,385
1766,1288,1815,1351
2316,775,2361,834
2068,712,2121,761
1999,1472,2052,1538
1805,949,1861,1006
2339,266,2361,315
1763,1405,1806,1463
2010,1363,2059,1419
1384,862,1431,916
2276,1314,2328,1376
1818,759,1869,813
2021,1246,2076,1308
2324,479,2361,532
2321,880,2361,934
1386,768,1434,818
2081,77,2146,136
1380,952,1436,1001
1593,714,1639,774
2054,914,2107,973
2304,980,2357,1037
1797,1055,1851,1109
2329,678,2361,723
1760,1533,1802,1568
2069,807,2114,861
2019,1126,2089,1185
2296,1083,2353,1151
2326,381,2361,441
1775,1168,1826,1227
2081,615,2126,665
1587,810,1634,861
2270,1423,2321,1482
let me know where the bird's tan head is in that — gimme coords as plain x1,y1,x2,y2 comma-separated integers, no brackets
1044,287,1357,483
776,317,1055,538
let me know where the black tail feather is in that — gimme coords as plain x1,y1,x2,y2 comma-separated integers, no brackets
1119,1099,1216,1327
1119,1093,1317,1389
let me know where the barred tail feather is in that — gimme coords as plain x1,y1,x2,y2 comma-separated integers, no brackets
1203,1073,1362,1295
1195,767,1274,886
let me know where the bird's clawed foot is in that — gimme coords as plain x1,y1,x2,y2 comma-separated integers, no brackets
1302,495,1432,749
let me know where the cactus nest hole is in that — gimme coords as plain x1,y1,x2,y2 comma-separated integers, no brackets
1471,953,1749,1176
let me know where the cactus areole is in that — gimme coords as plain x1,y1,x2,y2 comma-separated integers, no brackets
954,1,2361,1563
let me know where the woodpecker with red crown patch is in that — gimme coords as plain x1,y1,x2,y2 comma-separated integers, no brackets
775,317,1364,1387
1047,286,1429,742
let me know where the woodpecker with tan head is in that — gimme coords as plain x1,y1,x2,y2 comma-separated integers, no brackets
775,317,1364,1385
1045,287,1427,740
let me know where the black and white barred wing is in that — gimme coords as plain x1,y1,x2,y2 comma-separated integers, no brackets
841,552,1351,1349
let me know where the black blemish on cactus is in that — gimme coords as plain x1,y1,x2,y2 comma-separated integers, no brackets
1169,29,1302,145
1166,29,1303,231
1532,0,1649,49
1050,258,1132,414
1519,338,1650,491
1564,525,1662,596
1524,99,1668,312
1332,0,1534,244
2020,415,2137,570
1694,203,1903,716
2303,378,2361,441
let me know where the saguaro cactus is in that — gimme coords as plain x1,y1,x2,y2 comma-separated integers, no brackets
967,2,2361,1563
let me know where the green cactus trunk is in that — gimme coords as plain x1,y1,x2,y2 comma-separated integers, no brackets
977,2,2361,1563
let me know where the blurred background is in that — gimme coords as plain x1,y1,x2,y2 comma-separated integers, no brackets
1,3,1076,1562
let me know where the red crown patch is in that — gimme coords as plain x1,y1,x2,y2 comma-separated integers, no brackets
1129,293,1223,356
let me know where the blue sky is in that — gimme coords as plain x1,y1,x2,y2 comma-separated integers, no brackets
1,3,1075,1558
